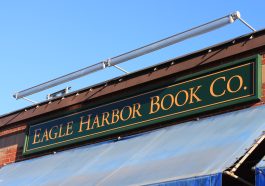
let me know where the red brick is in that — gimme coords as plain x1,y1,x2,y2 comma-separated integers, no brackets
9,157,15,162
8,152,17,157
3,157,10,163
6,148,16,154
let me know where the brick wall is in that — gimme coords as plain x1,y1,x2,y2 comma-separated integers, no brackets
0,125,26,167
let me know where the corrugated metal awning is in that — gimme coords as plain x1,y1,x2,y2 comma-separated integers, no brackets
1,105,265,186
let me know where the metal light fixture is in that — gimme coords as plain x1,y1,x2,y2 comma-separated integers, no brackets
14,11,245,100
46,87,71,100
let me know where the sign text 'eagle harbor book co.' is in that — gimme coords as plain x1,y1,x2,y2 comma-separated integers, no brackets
23,55,262,155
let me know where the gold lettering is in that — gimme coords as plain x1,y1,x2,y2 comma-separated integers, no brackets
132,103,142,118
111,109,120,124
175,90,189,106
101,112,110,126
41,129,49,142
149,96,160,114
91,115,100,129
32,128,42,144
189,85,202,104
58,124,66,138
120,106,132,121
48,126,58,140
210,77,226,97
78,115,92,132
161,94,174,110
66,121,74,136
227,75,243,93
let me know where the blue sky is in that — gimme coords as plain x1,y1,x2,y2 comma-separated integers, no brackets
0,0,265,115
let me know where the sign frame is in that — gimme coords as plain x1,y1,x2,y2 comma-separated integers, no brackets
23,55,262,155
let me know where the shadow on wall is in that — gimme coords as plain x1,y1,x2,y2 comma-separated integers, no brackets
0,132,25,166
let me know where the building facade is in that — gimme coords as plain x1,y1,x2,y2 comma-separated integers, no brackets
1,29,265,186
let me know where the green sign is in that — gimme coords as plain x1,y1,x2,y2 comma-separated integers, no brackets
24,55,261,155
